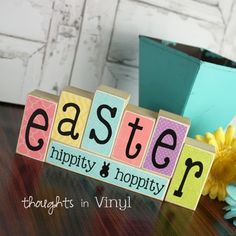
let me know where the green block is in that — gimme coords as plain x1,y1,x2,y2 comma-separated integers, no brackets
139,36,236,137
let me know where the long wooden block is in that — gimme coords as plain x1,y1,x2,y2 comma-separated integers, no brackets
16,90,58,161
46,140,169,201
143,110,190,177
51,86,93,148
165,138,215,210
81,85,130,157
112,104,157,168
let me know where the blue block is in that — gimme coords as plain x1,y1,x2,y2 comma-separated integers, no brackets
81,85,130,156
46,140,169,201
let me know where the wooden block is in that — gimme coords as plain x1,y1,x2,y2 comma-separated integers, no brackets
165,138,215,210
16,90,58,161
143,110,190,177
51,86,93,148
46,140,170,201
112,104,157,168
81,85,130,157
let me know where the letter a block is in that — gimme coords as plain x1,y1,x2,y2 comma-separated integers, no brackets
112,104,157,167
16,90,58,161
81,85,130,157
165,138,215,210
51,86,93,148
143,110,190,177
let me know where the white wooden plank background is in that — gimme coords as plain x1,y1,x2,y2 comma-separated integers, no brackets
0,0,236,115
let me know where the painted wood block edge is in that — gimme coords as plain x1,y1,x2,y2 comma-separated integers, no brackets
46,140,169,201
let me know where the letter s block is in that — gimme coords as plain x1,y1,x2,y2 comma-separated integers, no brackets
51,86,93,148
16,90,58,161
143,110,190,177
81,85,130,157
112,104,157,168
165,138,215,210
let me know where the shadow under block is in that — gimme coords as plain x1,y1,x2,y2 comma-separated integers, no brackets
112,104,157,168
165,138,215,210
51,86,93,148
16,90,58,161
139,36,236,137
46,140,169,201
81,85,130,157
143,110,190,178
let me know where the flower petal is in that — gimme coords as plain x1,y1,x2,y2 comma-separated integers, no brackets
225,196,236,206
209,185,218,200
214,127,225,149
224,210,236,219
225,125,235,146
226,183,236,201
195,135,207,143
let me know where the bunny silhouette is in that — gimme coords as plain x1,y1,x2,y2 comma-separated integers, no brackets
100,162,110,178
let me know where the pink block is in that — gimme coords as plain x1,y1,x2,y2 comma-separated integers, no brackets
112,110,155,167
16,91,58,161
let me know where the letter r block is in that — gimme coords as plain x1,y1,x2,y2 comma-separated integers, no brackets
143,110,190,177
16,90,58,161
165,138,215,210
81,85,130,157
112,104,157,167
51,86,93,148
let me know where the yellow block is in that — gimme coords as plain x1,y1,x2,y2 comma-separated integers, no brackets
51,86,93,147
165,137,215,210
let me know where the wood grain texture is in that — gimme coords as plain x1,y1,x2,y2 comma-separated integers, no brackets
1,0,236,105
0,102,235,235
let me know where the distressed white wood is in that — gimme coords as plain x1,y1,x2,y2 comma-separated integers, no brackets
70,0,119,92
0,0,236,105
195,0,218,5
137,0,222,24
218,0,234,24
38,0,86,95
0,35,44,104
220,1,236,61
108,0,225,67
101,62,139,105
0,0,53,42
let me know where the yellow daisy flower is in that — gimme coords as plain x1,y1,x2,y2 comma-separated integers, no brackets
195,125,236,201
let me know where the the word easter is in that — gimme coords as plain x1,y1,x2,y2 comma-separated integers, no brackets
16,85,215,210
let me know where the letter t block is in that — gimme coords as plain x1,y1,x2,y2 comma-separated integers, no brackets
112,104,157,167
16,90,58,161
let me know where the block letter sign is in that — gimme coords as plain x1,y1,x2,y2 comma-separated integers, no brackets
51,86,93,148
81,85,130,157
16,84,216,211
165,138,215,210
143,110,190,178
16,90,58,161
112,104,157,168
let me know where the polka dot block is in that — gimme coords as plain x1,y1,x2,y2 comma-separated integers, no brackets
143,110,190,177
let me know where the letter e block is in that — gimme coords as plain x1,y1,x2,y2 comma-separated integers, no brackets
165,138,215,210
16,90,58,161
81,85,130,157
112,104,156,167
51,86,93,148
143,110,190,177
